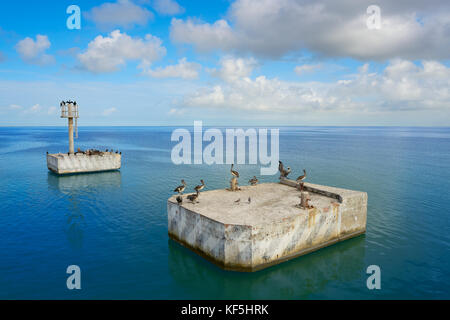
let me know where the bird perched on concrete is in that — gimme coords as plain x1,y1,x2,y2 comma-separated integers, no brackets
296,169,307,183
176,196,183,205
249,176,259,186
296,169,307,191
248,197,251,204
174,179,187,195
231,164,240,178
278,161,291,179
194,180,205,193
187,191,199,204
234,198,241,204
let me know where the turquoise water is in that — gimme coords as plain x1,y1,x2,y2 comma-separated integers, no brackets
0,126,449,299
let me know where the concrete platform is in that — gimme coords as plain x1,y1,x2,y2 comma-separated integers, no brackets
167,180,367,272
47,152,121,175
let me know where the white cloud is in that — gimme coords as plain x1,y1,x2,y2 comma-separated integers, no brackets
171,18,236,52
294,64,321,75
23,104,43,114
183,59,450,115
47,106,58,115
210,57,258,82
153,0,185,16
15,35,54,65
102,107,117,116
146,58,200,79
85,0,153,29
78,30,166,73
9,104,22,110
170,0,450,61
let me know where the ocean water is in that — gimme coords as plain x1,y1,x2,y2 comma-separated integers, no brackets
0,126,449,299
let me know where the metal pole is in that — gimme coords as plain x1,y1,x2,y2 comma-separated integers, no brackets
68,117,74,154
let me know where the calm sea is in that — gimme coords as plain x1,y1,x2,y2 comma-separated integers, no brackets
0,126,449,299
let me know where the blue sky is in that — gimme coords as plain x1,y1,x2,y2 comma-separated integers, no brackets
0,0,449,126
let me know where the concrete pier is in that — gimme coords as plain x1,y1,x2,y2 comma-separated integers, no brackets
47,152,121,175
167,180,367,272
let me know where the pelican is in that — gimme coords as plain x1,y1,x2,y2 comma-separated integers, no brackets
187,191,199,203
231,164,240,178
296,169,307,191
296,169,307,183
278,161,291,178
194,180,205,193
249,176,259,186
174,179,187,194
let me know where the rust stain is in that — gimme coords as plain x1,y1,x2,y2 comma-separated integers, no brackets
308,208,318,228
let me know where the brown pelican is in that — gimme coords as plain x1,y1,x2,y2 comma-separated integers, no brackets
278,161,291,178
194,180,205,193
296,169,307,183
176,196,183,205
248,176,259,185
187,191,199,203
174,179,187,195
296,169,307,191
231,164,240,178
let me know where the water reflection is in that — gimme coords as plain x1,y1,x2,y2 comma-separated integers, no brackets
47,171,122,193
168,235,366,299
47,171,122,249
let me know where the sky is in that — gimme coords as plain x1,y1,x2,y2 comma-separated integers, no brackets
0,0,449,126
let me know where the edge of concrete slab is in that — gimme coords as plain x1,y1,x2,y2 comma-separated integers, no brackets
169,228,366,272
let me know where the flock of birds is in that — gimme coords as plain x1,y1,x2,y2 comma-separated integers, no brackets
60,100,77,107
279,161,307,190
173,161,308,206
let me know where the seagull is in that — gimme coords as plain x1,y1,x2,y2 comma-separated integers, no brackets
174,179,187,195
231,164,240,178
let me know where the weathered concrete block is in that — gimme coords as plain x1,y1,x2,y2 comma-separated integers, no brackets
47,153,121,175
168,181,367,272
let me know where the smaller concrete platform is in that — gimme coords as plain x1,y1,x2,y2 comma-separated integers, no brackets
168,180,367,272
47,152,121,175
